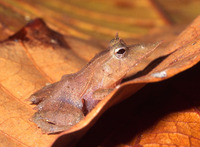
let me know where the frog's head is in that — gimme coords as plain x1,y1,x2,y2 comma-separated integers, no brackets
108,33,161,71
86,34,161,87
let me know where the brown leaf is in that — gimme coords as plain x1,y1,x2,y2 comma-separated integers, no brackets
52,16,200,146
83,63,200,147
0,18,103,146
0,0,200,146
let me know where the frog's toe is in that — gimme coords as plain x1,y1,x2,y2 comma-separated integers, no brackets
28,82,58,104
32,102,85,133
32,112,70,134
28,95,41,104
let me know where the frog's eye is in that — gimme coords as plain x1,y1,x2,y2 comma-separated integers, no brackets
114,47,127,58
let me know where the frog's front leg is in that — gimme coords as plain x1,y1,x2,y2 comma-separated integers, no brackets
92,88,114,100
28,82,58,104
32,101,85,133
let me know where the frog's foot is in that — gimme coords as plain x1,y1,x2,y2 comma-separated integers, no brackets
28,82,58,104
32,102,85,133
32,114,70,134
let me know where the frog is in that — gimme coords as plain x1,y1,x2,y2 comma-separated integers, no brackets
29,34,161,133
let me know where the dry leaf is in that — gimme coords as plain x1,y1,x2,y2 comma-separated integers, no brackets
0,18,103,146
0,1,200,147
83,63,200,147
52,16,200,146
0,16,199,147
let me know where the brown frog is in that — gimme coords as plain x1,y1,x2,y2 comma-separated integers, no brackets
29,34,160,133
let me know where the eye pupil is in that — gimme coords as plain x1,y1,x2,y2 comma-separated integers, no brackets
117,48,125,54
114,47,127,58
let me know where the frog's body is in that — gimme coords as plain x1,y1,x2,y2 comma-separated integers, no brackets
29,34,160,133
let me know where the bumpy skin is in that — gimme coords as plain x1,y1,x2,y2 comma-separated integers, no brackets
29,34,160,133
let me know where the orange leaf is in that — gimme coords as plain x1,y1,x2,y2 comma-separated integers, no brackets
0,1,200,146
52,16,200,146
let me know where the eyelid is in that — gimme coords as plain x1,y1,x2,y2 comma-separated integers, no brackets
115,47,126,53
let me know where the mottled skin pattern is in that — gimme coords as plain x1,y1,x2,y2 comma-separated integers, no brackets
29,34,160,133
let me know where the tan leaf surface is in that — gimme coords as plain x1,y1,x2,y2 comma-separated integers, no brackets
0,18,106,146
0,0,200,147
50,15,200,147
84,63,200,147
